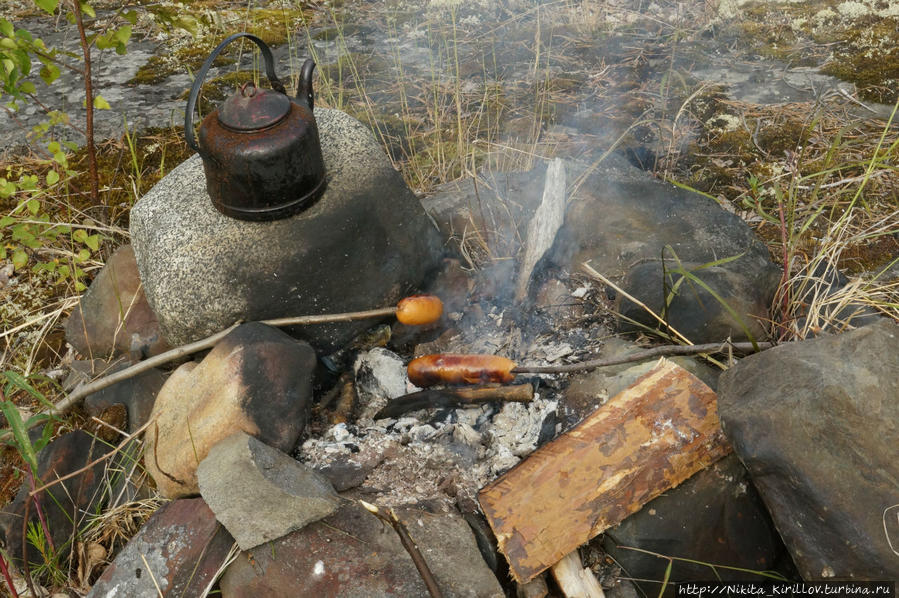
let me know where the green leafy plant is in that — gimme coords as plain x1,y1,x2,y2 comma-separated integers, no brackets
0,372,61,593
0,181,105,290
0,1,134,286
0,18,60,103
0,372,57,471
24,519,66,586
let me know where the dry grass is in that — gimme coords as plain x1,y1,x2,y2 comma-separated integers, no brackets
666,96,899,339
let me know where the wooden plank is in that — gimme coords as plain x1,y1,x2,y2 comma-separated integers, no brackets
478,358,731,583
550,551,606,598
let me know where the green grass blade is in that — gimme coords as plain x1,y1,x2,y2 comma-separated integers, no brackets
673,267,759,351
3,371,48,404
657,560,672,598
0,399,39,474
663,178,729,208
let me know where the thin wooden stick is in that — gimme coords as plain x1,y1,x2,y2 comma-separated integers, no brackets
374,384,534,419
260,307,396,328
49,322,241,418
15,306,399,435
140,553,165,598
360,501,444,598
580,262,693,345
512,341,773,375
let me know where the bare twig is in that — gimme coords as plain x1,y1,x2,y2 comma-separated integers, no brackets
70,0,99,205
512,341,773,375
580,263,693,345
200,542,241,598
259,307,396,328
140,553,165,598
360,501,444,598
617,545,789,580
374,384,534,419
48,322,242,419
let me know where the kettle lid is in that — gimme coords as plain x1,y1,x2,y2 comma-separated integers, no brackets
218,82,290,132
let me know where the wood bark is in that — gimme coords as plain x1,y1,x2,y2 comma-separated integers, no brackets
479,358,731,582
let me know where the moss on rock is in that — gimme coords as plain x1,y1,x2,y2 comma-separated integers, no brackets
819,18,899,104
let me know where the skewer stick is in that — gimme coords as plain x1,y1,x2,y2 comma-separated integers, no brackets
51,306,399,417
407,341,773,388
5,298,441,440
511,341,773,375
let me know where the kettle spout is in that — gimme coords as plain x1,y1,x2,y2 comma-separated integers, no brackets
297,58,316,111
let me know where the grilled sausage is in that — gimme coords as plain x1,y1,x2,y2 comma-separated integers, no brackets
396,295,444,326
408,354,516,387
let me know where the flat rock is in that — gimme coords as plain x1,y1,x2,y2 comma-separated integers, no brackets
87,498,234,598
197,431,340,550
718,319,899,578
144,322,316,498
394,502,506,598
548,155,780,343
0,431,107,567
130,108,443,353
220,501,503,598
601,454,790,592
65,245,169,359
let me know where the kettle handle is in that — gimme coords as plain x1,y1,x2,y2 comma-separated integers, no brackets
296,58,316,112
185,32,287,154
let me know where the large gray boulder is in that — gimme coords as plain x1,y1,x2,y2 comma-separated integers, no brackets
601,455,789,591
549,156,780,343
718,319,899,579
130,108,443,352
